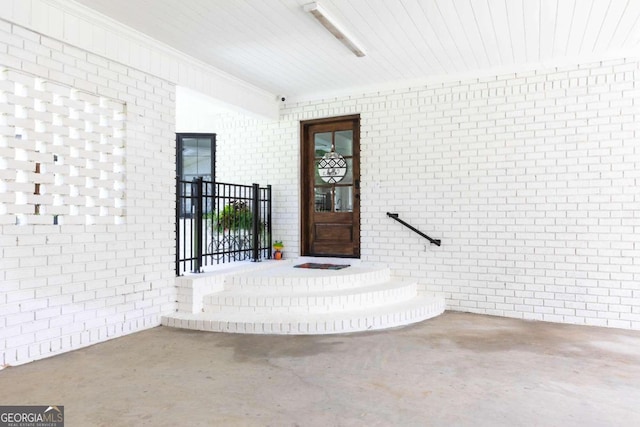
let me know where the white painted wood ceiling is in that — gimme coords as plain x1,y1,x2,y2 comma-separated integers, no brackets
75,0,640,100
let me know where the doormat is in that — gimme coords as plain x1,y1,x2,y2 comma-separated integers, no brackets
294,263,350,270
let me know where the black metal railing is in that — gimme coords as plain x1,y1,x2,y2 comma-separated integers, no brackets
386,212,441,246
176,177,272,275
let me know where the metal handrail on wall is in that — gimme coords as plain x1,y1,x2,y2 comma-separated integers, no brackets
386,212,441,246
176,177,272,275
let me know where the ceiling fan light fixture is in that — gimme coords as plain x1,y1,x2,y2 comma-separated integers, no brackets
304,2,366,57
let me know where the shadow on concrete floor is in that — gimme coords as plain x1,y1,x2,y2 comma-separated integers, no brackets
1,312,639,426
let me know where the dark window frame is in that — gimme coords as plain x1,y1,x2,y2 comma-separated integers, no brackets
176,133,216,182
176,133,216,218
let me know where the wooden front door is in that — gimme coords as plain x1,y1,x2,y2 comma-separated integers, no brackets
301,115,360,257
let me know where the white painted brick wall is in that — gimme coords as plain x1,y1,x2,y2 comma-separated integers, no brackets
210,114,300,257
0,1,276,118
215,58,640,331
1,23,176,367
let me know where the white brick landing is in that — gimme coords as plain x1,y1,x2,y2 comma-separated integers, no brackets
163,258,445,335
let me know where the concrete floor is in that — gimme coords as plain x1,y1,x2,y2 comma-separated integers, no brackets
1,312,639,427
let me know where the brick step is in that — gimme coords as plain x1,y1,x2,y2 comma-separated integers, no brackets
226,263,390,292
203,279,417,314
162,293,445,335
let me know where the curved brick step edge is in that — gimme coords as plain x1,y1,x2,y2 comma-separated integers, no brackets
162,294,445,335
203,280,418,314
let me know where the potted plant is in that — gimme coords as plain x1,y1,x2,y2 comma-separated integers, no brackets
215,200,252,232
273,240,284,260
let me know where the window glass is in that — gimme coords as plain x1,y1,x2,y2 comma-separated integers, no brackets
334,130,353,156
314,132,332,158
177,134,215,217
334,186,353,212
341,159,353,185
181,137,212,180
314,187,332,212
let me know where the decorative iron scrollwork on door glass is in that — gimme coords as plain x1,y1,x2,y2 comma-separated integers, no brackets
318,151,347,183
313,130,353,212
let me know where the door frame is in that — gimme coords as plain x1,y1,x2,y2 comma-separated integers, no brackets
300,114,361,257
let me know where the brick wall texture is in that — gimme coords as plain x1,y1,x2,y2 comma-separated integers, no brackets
2,19,639,369
1,23,176,366
215,58,640,331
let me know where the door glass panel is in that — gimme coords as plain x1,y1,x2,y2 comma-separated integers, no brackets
340,159,353,185
334,186,353,212
314,160,322,185
314,187,332,212
314,160,327,185
335,130,353,156
314,132,332,158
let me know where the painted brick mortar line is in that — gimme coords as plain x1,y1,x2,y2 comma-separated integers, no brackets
1,23,177,367
215,57,640,331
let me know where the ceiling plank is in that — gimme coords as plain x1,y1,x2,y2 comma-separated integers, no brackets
522,0,541,63
453,0,492,70
538,0,558,61
563,0,594,57
592,0,631,53
577,0,612,55
505,0,526,64
382,0,443,75
71,0,640,99
552,0,575,57
608,0,640,50
487,0,514,64
468,0,503,66
440,0,485,71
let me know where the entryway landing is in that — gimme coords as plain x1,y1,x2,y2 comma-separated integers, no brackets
162,258,445,335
